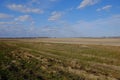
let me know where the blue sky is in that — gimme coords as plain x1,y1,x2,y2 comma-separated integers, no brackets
0,0,120,37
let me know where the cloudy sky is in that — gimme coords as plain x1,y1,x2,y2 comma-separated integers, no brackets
0,0,120,37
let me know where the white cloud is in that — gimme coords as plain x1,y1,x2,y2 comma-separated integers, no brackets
48,11,62,21
15,15,32,22
7,4,43,14
77,0,100,9
0,15,33,25
0,14,120,37
97,5,112,11
0,14,36,29
42,14,120,37
77,14,120,27
0,13,13,19
15,15,35,26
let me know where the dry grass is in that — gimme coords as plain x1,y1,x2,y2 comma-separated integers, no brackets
0,38,120,80
1,38,120,46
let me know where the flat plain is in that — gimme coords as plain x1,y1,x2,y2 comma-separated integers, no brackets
19,38,120,46
0,38,120,80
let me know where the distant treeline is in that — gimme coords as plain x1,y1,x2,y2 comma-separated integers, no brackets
0,36,120,39
0,37,50,39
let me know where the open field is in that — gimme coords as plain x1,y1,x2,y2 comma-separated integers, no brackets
0,38,120,80
1,38,120,46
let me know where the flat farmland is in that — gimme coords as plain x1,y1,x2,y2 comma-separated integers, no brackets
0,38,120,80
19,38,120,46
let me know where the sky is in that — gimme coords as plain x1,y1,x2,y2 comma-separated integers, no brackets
0,0,120,37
